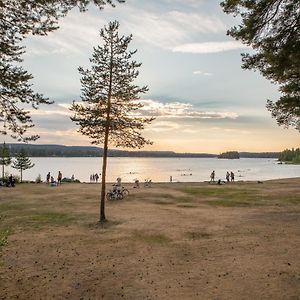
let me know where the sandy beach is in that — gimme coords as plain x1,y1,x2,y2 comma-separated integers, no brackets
0,178,299,299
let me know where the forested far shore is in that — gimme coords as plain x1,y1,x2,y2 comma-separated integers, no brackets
3,144,281,158
279,148,300,164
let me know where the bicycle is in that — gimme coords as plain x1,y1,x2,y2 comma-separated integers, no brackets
121,186,129,196
106,188,124,201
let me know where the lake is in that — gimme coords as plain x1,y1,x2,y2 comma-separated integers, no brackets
6,157,300,183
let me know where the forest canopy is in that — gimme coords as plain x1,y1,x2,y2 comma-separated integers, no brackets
221,0,300,131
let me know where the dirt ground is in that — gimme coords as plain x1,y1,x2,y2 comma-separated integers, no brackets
0,178,299,299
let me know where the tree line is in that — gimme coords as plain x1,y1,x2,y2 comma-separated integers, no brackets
279,148,300,164
6,143,281,158
218,151,240,159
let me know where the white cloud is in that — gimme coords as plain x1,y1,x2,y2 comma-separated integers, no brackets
167,11,225,34
139,99,239,119
124,9,226,49
29,103,72,117
173,41,248,54
24,11,105,56
193,70,213,76
24,5,227,55
146,121,198,133
209,127,251,135
147,121,181,132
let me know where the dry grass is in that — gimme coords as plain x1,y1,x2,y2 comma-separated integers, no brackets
0,178,299,299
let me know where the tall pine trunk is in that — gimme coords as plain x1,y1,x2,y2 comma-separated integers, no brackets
2,164,4,181
20,168,23,183
99,39,113,223
100,138,108,222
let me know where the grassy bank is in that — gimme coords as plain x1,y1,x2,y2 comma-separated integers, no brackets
0,178,299,299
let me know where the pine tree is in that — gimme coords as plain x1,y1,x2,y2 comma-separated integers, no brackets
11,149,34,182
71,21,154,222
221,0,300,131
1,0,124,141
0,142,11,180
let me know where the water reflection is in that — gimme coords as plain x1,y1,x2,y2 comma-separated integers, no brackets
6,157,300,183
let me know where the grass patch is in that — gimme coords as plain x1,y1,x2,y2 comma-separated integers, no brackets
282,196,300,206
21,212,76,228
133,230,171,245
204,199,264,207
180,185,300,207
0,228,11,249
177,203,197,208
0,203,29,213
131,192,193,207
185,231,211,240
1,208,78,231
88,219,123,230
154,200,174,205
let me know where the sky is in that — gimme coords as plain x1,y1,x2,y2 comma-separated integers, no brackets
8,0,299,153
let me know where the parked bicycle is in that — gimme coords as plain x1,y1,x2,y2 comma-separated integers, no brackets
106,188,124,201
106,184,129,201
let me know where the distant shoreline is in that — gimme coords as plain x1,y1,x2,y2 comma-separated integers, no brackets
6,143,280,159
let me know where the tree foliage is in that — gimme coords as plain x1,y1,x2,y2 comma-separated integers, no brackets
0,142,11,180
218,151,240,159
221,0,300,131
71,21,154,221
11,148,34,182
0,0,124,141
279,148,300,163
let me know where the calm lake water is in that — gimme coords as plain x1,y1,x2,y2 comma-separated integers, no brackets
6,157,300,183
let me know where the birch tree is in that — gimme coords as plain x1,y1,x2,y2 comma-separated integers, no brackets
71,21,154,222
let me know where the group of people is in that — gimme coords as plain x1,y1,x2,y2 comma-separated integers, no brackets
90,173,100,183
210,170,235,183
133,178,152,188
46,171,63,186
0,174,15,187
226,171,235,182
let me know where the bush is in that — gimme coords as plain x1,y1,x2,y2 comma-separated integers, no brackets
35,174,42,183
61,177,81,183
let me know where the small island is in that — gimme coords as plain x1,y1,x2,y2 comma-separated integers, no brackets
218,151,240,159
279,148,300,164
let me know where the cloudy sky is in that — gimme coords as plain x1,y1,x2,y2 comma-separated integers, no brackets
15,0,299,153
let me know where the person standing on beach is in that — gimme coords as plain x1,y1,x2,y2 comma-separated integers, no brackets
226,171,230,182
46,172,50,184
210,170,215,182
230,171,235,182
57,171,62,185
95,173,99,183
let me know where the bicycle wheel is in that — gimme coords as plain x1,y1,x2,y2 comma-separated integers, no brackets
106,192,113,201
117,192,124,200
122,188,129,196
